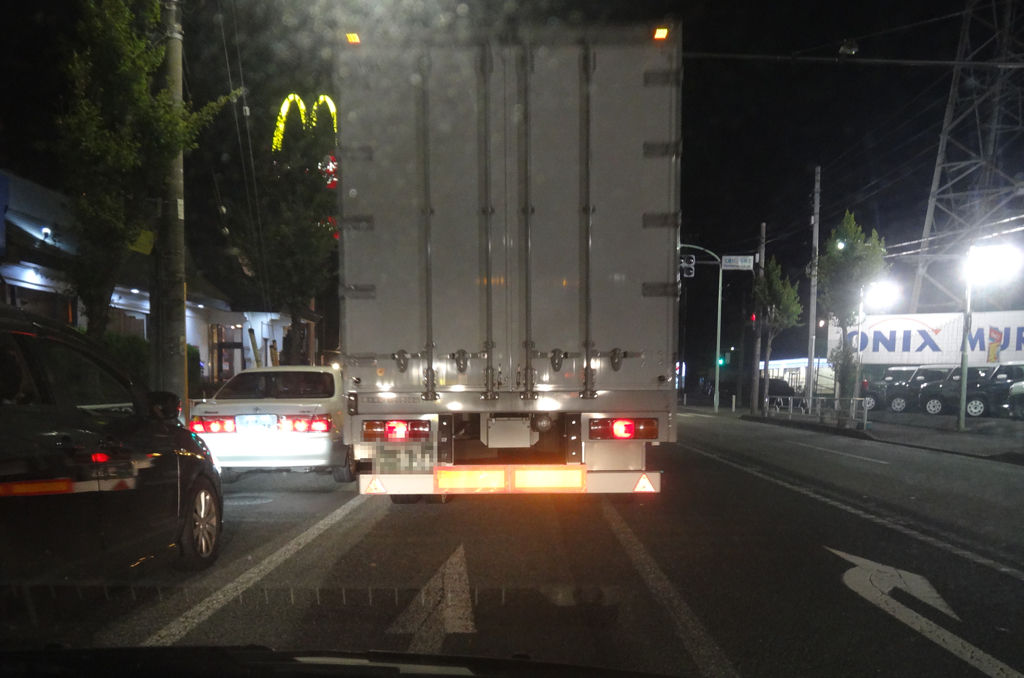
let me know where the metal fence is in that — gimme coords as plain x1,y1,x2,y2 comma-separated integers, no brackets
763,396,870,430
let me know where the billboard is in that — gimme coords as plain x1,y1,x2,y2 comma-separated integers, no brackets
827,311,1024,366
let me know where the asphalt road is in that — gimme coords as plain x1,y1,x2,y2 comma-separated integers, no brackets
4,413,1024,677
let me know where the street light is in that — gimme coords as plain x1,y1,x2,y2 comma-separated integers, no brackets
854,280,900,405
958,243,1024,431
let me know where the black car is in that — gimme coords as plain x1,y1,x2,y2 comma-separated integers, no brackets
928,362,1024,417
859,365,912,411
0,306,222,584
883,365,952,413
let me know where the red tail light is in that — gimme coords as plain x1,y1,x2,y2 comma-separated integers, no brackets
363,419,431,442
279,415,332,433
589,418,658,440
190,417,236,434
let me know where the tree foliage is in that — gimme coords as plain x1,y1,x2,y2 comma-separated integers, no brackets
818,211,887,332
54,0,229,338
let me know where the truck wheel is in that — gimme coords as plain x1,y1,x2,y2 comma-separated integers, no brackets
923,397,944,415
965,396,987,417
889,396,907,413
176,477,221,570
332,449,357,483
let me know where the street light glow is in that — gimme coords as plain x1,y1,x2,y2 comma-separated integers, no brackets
864,280,900,311
964,243,1023,287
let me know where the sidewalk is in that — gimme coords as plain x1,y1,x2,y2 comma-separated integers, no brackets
679,401,1024,465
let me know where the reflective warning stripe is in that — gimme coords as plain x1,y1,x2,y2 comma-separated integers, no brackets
0,478,74,497
0,477,137,497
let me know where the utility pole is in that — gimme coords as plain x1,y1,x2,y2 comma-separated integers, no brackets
154,0,187,409
749,221,766,415
806,167,820,402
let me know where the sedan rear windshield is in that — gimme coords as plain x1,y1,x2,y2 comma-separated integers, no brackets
215,371,335,399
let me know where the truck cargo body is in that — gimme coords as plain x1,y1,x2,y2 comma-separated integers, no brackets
333,23,681,495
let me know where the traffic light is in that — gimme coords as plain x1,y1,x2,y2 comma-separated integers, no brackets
681,254,696,278
717,356,725,366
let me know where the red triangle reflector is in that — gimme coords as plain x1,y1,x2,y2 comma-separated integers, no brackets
633,473,656,493
364,476,387,494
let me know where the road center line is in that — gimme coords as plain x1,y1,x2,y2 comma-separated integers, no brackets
143,494,371,646
602,499,739,678
682,444,1024,584
792,441,890,465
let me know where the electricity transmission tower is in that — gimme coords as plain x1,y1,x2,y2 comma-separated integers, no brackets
910,0,1024,311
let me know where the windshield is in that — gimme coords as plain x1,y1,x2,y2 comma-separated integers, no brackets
216,371,335,399
5,1,1024,676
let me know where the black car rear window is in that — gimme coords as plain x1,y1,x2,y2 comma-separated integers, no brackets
215,371,335,399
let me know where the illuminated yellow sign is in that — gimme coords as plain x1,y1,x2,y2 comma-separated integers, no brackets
272,93,338,152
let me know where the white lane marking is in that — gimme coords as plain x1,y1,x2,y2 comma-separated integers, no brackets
143,494,370,646
602,500,739,678
387,544,475,654
683,444,1024,584
679,412,717,419
792,441,890,465
828,548,1022,678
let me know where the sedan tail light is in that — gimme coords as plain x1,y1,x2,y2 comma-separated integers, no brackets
279,415,333,433
190,417,236,434
588,418,658,440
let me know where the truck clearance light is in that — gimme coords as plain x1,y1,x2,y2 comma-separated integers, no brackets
362,420,431,442
189,417,236,434
432,465,588,494
588,418,658,440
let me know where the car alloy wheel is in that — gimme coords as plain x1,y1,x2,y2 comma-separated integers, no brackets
965,397,987,417
889,396,907,413
923,398,943,415
177,477,220,570
863,395,877,411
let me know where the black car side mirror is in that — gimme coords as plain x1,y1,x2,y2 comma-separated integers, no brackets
147,391,182,423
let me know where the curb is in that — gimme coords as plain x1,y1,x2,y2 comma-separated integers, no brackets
738,414,873,440
739,413,1024,467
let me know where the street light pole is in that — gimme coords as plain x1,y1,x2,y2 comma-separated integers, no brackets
958,276,972,432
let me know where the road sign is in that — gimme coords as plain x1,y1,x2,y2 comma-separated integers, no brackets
722,255,754,271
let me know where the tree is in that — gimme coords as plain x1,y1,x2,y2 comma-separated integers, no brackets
754,257,802,409
817,211,887,398
226,109,337,366
54,0,228,338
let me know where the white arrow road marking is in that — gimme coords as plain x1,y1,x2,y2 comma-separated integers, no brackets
387,544,475,654
827,547,1023,678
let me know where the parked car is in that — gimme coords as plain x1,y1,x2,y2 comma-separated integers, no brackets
918,366,992,415
1006,379,1024,419
0,306,222,584
884,365,952,413
931,362,1024,418
190,365,355,483
860,365,915,411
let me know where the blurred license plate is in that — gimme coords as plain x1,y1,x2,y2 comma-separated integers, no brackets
235,414,278,431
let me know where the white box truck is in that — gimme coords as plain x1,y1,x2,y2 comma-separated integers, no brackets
332,21,680,498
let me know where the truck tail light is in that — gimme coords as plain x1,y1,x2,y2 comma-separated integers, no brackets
588,418,658,440
363,419,431,442
189,417,236,434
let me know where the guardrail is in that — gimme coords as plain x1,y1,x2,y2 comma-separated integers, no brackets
764,396,870,430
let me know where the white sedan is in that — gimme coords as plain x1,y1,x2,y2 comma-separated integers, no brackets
189,366,355,483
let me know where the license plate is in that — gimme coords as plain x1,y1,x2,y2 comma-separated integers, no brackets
235,414,278,431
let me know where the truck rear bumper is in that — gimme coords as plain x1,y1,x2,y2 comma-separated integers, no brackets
359,466,660,495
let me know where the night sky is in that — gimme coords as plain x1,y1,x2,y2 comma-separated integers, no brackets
0,0,984,374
